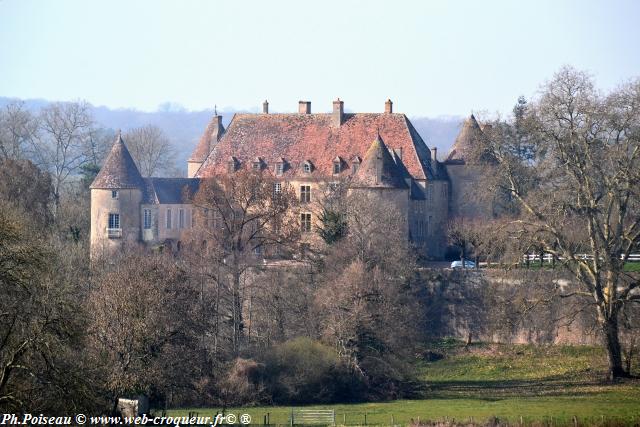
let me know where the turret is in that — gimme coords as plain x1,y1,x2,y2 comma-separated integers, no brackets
188,112,225,177
89,132,145,258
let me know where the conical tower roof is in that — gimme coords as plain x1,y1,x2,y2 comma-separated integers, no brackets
189,114,225,162
90,133,144,189
352,134,408,189
446,114,485,162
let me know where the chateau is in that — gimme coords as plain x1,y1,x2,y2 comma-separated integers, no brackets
90,99,485,259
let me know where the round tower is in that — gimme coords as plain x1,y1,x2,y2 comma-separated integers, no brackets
89,132,145,259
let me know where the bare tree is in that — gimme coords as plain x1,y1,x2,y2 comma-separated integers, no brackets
35,101,94,214
87,250,201,410
187,169,300,356
124,125,176,177
0,101,39,161
478,66,640,379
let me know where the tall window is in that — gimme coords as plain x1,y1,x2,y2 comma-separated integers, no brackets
108,213,120,229
301,212,312,233
275,163,284,176
212,210,222,229
143,209,152,229
111,190,119,199
333,162,341,174
166,208,172,229
179,209,185,228
300,185,311,203
273,182,282,197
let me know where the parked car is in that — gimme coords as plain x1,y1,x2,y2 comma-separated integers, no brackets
451,260,476,269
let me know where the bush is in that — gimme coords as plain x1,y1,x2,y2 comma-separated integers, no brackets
261,338,362,404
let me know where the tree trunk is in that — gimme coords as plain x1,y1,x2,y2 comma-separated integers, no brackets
232,268,243,356
601,316,627,380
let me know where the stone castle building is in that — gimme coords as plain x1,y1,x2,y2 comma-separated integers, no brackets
90,99,486,259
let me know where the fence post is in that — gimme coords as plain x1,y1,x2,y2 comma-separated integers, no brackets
391,414,394,426
290,408,294,427
364,412,367,426
333,410,336,426
573,416,578,427
343,414,346,425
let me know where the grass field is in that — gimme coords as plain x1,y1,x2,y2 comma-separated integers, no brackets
167,342,640,426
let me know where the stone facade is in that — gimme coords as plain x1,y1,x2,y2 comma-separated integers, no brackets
90,100,487,260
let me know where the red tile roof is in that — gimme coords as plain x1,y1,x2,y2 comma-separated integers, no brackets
196,112,434,181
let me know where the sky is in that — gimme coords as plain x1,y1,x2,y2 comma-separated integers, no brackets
1,0,639,117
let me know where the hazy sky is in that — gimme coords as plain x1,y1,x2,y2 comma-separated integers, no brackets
1,0,639,116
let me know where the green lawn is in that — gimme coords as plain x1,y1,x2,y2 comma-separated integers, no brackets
166,342,640,426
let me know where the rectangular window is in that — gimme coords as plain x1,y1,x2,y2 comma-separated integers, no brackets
108,213,120,229
212,210,222,229
143,209,152,229
179,209,185,228
301,212,312,233
166,208,172,229
303,162,311,173
275,163,284,176
300,185,311,203
273,182,282,196
333,162,341,174
111,190,118,199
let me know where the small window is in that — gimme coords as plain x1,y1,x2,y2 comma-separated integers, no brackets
111,190,119,199
275,163,284,176
300,185,311,203
253,245,262,255
228,160,237,173
253,162,261,171
333,162,341,174
303,161,312,174
166,208,172,229
143,209,152,229
301,212,312,233
108,213,120,229
179,209,185,229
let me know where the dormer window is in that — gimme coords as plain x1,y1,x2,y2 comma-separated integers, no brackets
333,156,343,175
303,160,313,174
228,156,238,173
351,156,362,174
275,158,286,176
252,157,263,171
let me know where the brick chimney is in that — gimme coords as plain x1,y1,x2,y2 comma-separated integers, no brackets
298,101,311,114
262,100,269,114
385,99,393,114
332,98,344,127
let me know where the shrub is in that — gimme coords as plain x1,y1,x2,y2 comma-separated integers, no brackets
261,338,361,404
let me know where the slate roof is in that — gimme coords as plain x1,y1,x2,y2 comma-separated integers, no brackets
351,135,408,189
90,133,145,189
196,112,437,181
142,178,200,204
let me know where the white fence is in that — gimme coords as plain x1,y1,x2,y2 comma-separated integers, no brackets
523,253,640,263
